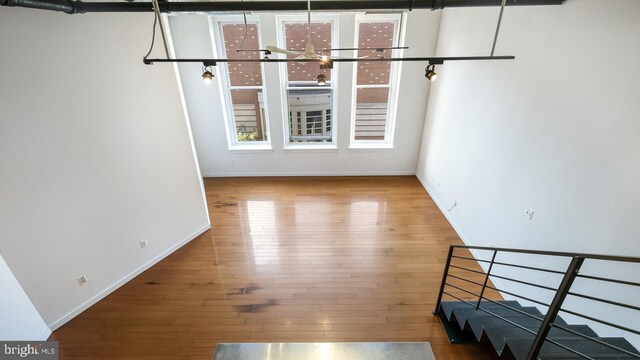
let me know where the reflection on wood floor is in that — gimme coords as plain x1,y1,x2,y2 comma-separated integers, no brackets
51,176,499,359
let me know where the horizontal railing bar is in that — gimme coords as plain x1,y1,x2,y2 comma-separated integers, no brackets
576,274,640,288
444,283,483,298
451,245,640,263
448,264,485,275
550,323,640,358
481,297,546,322
485,285,551,309
447,274,485,287
492,260,566,275
567,292,640,312
542,338,595,360
489,273,558,291
559,309,640,336
451,255,492,263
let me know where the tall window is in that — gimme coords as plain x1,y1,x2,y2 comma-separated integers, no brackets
351,15,403,147
214,19,271,148
280,17,338,146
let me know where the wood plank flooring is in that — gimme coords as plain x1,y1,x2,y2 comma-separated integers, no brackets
50,176,499,359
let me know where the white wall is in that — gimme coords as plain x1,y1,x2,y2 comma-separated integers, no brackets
0,9,210,330
416,0,640,347
169,10,440,176
0,255,50,340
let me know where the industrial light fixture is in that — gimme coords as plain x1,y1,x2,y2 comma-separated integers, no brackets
316,73,327,86
201,61,216,85
425,64,437,82
202,68,214,84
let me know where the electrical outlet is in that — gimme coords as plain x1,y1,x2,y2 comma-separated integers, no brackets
140,239,149,248
77,275,88,285
525,207,535,220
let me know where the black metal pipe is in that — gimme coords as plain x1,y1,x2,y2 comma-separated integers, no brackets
2,0,75,13
143,56,515,65
2,0,565,14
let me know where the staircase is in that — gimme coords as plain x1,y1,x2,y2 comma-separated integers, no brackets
433,245,640,360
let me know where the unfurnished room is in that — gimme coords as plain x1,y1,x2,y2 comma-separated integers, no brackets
1,0,639,359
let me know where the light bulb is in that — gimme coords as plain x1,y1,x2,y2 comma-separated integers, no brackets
425,65,437,82
316,73,327,86
202,70,214,85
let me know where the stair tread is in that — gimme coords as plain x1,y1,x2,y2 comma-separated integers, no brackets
505,338,640,360
440,300,520,319
467,314,572,340
483,324,599,352
452,305,544,330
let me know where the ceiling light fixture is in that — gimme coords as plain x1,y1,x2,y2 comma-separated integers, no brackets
202,69,214,84
425,64,437,82
201,61,216,85
316,73,327,86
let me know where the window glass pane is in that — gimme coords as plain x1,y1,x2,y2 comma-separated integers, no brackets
230,89,268,142
284,22,332,82
354,87,389,141
357,22,394,86
288,89,332,143
222,23,263,87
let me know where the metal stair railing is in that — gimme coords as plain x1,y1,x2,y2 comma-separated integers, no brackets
433,245,640,360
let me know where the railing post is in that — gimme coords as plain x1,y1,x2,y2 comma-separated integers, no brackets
433,246,455,315
476,249,498,310
526,256,585,360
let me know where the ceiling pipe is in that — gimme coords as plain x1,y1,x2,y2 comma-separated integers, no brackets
2,0,565,14
2,0,75,13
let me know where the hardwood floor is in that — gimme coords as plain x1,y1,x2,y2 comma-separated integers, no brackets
51,176,499,359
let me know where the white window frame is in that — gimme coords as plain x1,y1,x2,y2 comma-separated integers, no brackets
210,15,272,151
276,14,340,150
349,13,405,149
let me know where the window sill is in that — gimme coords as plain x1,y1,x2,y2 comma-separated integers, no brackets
348,143,394,151
227,144,274,153
283,144,338,152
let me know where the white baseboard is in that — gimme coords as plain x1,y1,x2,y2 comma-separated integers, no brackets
415,175,472,248
201,171,416,177
47,223,211,331
416,175,515,304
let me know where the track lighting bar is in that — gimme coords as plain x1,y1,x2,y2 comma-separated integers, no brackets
1,0,565,14
143,55,515,65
